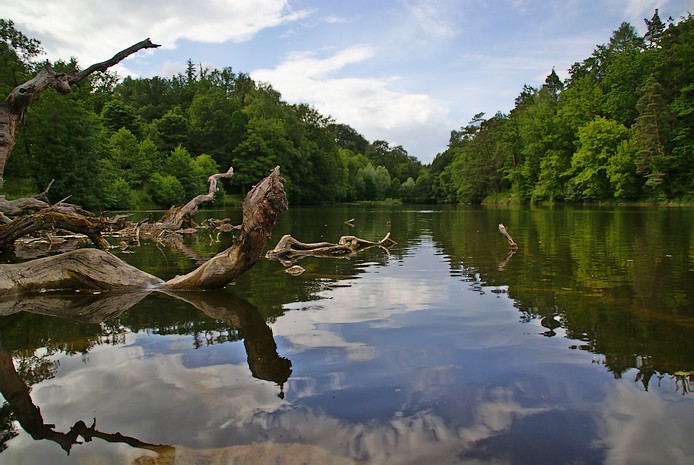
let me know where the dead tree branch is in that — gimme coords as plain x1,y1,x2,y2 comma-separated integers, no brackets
0,210,109,252
266,232,397,266
0,167,287,297
157,165,234,230
162,166,286,290
0,38,160,188
498,223,518,249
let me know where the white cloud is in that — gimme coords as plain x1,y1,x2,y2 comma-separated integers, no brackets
405,0,460,39
2,0,308,71
252,45,451,161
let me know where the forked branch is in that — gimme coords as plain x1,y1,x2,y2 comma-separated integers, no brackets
266,232,397,266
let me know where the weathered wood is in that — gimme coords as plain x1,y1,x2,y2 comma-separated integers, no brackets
498,223,518,249
0,167,287,296
158,165,234,229
0,196,49,219
0,210,109,252
162,166,286,289
0,248,163,297
1,166,234,255
0,39,160,188
266,232,396,266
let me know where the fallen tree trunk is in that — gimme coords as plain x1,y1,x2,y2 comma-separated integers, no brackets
1,166,235,255
0,167,287,297
162,166,286,289
265,232,396,267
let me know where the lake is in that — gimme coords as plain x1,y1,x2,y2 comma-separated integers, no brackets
1,205,692,464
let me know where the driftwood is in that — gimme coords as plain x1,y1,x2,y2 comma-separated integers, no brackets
0,209,109,253
0,39,160,189
0,165,236,255
0,167,287,296
162,166,286,290
266,232,396,267
0,180,56,223
498,223,518,249
158,165,235,230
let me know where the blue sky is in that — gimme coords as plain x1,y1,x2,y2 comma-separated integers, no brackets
4,0,692,163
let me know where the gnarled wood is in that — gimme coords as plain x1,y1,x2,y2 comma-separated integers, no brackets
158,166,234,230
162,166,286,289
0,39,160,189
266,232,396,266
0,210,109,252
0,167,287,297
1,166,234,255
0,248,163,297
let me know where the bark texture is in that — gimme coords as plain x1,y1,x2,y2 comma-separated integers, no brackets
0,167,286,297
0,210,109,252
162,166,286,289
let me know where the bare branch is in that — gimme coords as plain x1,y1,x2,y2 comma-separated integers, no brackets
498,223,518,249
0,167,287,296
0,38,160,188
72,38,160,83
266,232,397,266
159,166,234,230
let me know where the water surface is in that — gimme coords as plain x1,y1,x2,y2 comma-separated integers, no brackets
1,205,692,464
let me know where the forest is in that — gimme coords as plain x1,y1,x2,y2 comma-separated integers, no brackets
1,9,692,209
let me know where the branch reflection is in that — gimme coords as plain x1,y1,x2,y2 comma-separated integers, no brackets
0,289,291,457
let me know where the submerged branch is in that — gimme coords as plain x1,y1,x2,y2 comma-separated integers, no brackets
498,223,518,249
265,232,397,267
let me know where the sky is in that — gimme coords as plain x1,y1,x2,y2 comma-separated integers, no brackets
3,0,693,164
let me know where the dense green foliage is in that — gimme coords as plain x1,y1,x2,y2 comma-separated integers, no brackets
1,27,423,209
1,11,692,208
435,11,694,204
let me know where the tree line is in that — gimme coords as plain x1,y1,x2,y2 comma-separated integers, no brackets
1,10,692,209
432,10,694,204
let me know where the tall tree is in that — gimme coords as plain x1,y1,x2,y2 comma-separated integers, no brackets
633,76,673,195
569,116,630,200
644,9,666,48
21,89,106,208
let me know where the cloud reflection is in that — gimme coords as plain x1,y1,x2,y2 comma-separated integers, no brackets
598,382,693,465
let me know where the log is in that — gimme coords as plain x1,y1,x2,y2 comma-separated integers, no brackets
1,166,232,256
0,248,163,297
162,166,286,289
0,210,109,252
0,167,287,296
266,232,396,267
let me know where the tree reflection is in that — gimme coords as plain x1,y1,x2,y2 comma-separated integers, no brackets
434,207,694,394
0,290,292,455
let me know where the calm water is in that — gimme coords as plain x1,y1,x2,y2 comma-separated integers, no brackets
1,205,692,464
